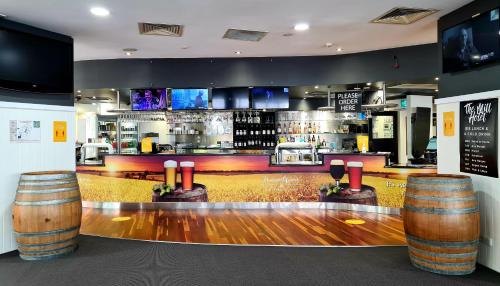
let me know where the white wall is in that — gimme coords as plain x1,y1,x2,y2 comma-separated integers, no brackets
436,90,500,273
0,101,75,254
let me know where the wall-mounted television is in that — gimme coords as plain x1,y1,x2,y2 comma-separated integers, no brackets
171,88,209,110
442,8,500,73
212,87,250,109
0,20,73,93
251,87,289,109
130,88,167,111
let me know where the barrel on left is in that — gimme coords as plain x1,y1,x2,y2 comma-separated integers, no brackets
13,171,82,260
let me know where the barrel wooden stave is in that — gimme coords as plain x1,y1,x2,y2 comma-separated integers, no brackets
13,171,82,260
403,174,480,275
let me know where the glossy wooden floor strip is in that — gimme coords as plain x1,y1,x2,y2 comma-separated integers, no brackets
81,208,407,246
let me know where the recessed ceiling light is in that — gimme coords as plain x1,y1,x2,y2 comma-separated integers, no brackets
367,82,372,86
325,42,333,48
234,51,241,55
435,77,440,81
294,23,309,31
305,91,309,95
303,98,307,100
92,96,96,99
77,90,81,93
314,85,319,89
90,7,110,17
337,47,343,52
435,89,439,92
123,48,137,56
111,88,116,91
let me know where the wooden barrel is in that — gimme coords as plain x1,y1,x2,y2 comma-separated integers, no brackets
13,171,82,260
403,174,479,275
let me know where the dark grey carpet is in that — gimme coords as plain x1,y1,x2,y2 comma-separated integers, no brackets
0,235,499,286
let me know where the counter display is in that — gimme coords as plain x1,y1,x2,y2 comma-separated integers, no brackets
76,153,435,207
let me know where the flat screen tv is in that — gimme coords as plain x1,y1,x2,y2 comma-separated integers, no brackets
0,20,73,93
171,88,209,110
251,87,289,109
442,8,500,73
130,89,167,111
212,87,249,109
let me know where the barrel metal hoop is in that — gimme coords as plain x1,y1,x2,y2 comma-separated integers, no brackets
406,234,479,248
410,254,476,267
408,246,477,258
404,205,479,215
19,243,77,255
16,187,80,194
405,193,476,202
15,197,81,206
407,177,471,185
16,237,77,248
18,179,78,187
410,261,475,275
20,174,76,182
15,226,80,237
406,183,472,192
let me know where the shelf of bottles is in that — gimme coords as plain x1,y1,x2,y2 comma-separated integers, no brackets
275,111,369,148
233,111,276,149
119,121,139,154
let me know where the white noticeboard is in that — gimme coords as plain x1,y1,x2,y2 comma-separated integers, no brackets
9,120,41,143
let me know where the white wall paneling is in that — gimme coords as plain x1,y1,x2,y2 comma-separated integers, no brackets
436,90,500,273
0,101,75,254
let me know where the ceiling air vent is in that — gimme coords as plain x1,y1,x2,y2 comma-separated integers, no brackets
223,29,268,42
138,22,183,37
371,7,438,25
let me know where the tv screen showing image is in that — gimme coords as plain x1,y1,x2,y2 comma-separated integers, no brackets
251,87,289,109
212,87,250,109
130,89,167,111
442,8,500,73
171,89,209,110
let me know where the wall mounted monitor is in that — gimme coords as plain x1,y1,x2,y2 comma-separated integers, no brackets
442,8,500,73
0,21,73,93
212,87,250,109
130,88,167,111
251,87,290,109
171,88,209,110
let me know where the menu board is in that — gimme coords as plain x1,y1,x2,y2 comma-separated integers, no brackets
334,91,362,113
460,98,498,178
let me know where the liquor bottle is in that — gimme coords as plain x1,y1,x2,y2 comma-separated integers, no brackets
242,112,247,123
277,123,282,134
288,123,293,134
271,127,276,135
308,123,312,134
297,122,302,134
307,135,311,143
248,112,253,124
312,135,316,145
312,123,317,134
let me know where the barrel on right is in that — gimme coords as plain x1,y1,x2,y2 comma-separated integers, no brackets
403,174,480,275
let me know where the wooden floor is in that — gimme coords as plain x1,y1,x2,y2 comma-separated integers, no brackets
81,208,407,246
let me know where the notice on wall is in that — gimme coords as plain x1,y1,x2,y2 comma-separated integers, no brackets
334,91,362,113
460,98,498,178
53,121,67,142
371,116,394,139
443,111,455,137
9,120,41,143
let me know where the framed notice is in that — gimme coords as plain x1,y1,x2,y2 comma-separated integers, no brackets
9,120,41,143
334,91,362,113
460,98,498,178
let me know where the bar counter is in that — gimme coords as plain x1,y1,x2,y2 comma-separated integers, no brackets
76,151,436,208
